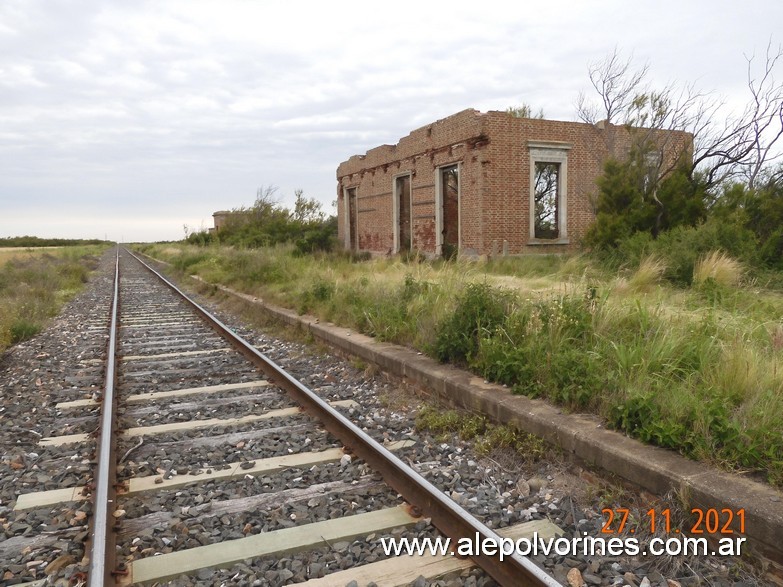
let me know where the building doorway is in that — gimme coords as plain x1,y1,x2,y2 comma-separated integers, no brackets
439,164,459,258
395,175,412,252
345,187,358,251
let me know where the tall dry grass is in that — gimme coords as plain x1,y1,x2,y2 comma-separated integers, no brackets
627,255,667,292
692,251,743,287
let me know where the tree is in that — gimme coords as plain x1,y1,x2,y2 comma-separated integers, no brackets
699,42,783,190
577,48,650,128
585,156,706,250
250,185,282,220
184,185,337,252
506,104,544,119
710,165,783,268
580,45,783,249
579,45,783,190
533,162,559,238
293,189,325,224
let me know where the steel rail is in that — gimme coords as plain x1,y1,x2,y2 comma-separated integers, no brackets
88,246,121,587
128,249,562,587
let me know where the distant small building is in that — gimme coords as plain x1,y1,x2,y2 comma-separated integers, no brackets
336,109,691,257
210,210,234,233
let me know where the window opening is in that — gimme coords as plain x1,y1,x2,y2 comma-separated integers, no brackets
534,162,560,239
528,142,570,243
440,164,459,258
346,187,358,251
395,175,412,251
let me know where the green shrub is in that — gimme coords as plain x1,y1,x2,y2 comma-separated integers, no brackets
474,333,538,390
293,218,339,255
434,283,514,363
535,295,595,342
10,318,40,343
614,231,654,268
472,295,607,410
186,230,215,246
760,227,783,269
401,274,431,301
543,346,607,409
585,158,705,252
311,280,335,301
609,391,661,439
359,276,441,344
171,250,213,273
612,217,758,285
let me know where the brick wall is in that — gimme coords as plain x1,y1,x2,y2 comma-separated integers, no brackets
212,211,234,231
336,109,489,256
482,114,606,253
336,109,691,256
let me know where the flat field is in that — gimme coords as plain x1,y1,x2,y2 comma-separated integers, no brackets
0,246,104,352
0,246,63,266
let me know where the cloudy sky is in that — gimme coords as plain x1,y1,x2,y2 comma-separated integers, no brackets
1,0,781,242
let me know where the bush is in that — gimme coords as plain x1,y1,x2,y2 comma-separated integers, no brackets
293,217,339,255
657,220,756,285
205,191,337,254
760,227,783,269
611,217,758,285
10,318,40,343
585,158,705,251
473,331,538,390
472,294,608,410
434,283,514,363
186,230,215,246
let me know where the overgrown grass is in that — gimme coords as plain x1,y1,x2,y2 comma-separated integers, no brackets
0,247,63,267
137,243,477,350
136,242,783,486
415,405,548,461
0,246,105,352
692,251,743,287
626,255,667,292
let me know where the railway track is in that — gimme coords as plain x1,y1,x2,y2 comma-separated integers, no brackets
9,249,561,586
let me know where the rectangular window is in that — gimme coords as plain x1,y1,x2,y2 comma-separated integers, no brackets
534,162,560,239
528,142,571,243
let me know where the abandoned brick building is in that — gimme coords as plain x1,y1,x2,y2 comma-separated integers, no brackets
336,109,691,257
210,210,233,233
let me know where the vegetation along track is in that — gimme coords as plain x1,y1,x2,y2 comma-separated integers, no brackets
7,248,560,586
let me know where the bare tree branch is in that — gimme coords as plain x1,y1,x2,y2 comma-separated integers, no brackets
580,43,783,192
576,47,650,127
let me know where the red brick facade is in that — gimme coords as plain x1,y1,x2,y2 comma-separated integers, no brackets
336,109,691,257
